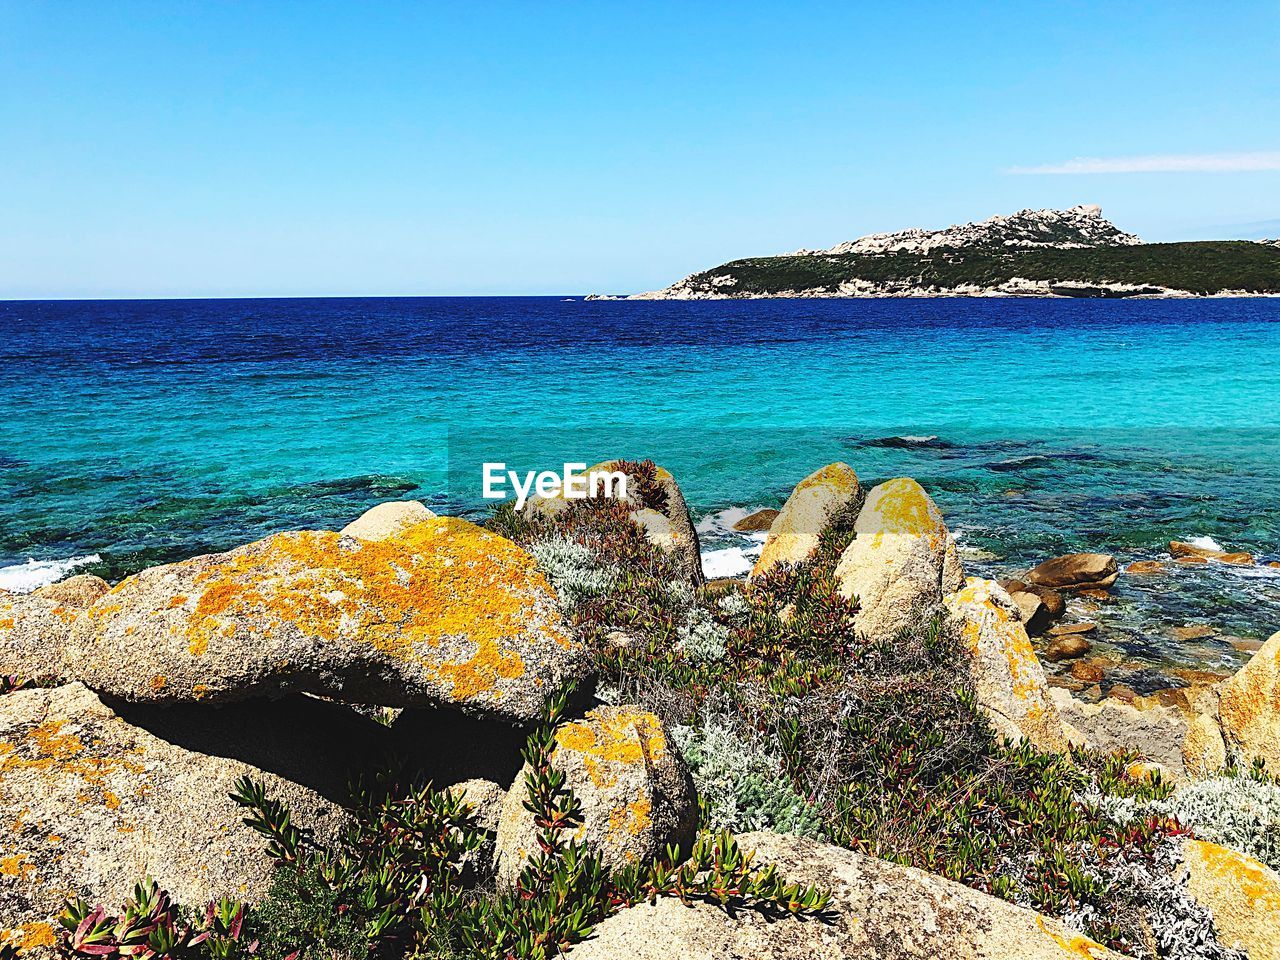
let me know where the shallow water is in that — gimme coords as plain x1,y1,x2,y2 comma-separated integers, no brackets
3,296,1278,686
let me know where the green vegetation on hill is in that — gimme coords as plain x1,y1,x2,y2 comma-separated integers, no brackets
687,241,1280,296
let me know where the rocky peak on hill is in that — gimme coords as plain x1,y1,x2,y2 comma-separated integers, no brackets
802,204,1142,256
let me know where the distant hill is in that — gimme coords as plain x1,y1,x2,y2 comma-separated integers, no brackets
624,206,1280,299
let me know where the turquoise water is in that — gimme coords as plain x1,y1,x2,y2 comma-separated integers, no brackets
3,296,1278,687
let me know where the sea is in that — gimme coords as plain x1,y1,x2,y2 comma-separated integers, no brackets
3,296,1278,691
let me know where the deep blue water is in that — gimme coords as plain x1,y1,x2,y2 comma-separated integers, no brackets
3,296,1279,685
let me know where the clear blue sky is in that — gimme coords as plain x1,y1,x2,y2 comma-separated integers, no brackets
2,1,1278,298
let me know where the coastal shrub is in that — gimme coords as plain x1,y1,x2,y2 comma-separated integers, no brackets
676,606,729,664
1167,773,1280,871
673,710,824,838
58,883,254,960
1062,839,1246,960
1097,763,1280,874
527,535,617,608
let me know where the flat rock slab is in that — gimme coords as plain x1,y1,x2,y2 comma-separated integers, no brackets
0,684,356,956
67,518,588,721
566,831,1123,959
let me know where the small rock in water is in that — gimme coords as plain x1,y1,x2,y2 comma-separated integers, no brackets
1048,621,1097,636
1125,560,1165,575
1176,555,1209,566
1230,635,1265,654
1077,588,1113,602
1044,633,1092,661
1170,624,1216,641
1071,659,1107,684
1025,552,1118,592
731,508,779,533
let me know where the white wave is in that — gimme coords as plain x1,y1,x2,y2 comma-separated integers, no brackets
696,506,752,536
1182,535,1225,552
701,543,763,580
1219,563,1280,580
0,555,101,594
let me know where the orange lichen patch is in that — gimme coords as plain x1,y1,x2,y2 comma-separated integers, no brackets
0,922,58,952
434,636,524,701
556,708,667,790
155,519,567,701
192,683,210,700
607,796,652,841
51,606,78,625
28,721,84,762
102,789,121,810
862,478,945,548
85,602,122,620
1035,917,1108,958
150,675,167,691
1,717,147,806
0,853,33,878
0,617,14,631
166,594,188,608
1189,840,1280,906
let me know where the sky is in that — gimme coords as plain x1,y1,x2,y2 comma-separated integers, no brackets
1,1,1278,298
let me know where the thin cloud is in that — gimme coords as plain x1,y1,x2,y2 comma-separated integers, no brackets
1008,152,1280,174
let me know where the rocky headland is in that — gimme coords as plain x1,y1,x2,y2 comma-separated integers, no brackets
616,205,1280,300
2,464,1279,960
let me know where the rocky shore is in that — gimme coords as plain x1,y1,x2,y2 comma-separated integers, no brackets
2,461,1278,959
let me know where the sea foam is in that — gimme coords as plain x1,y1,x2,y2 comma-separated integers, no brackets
0,555,101,594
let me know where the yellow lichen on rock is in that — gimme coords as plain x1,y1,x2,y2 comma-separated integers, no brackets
1034,917,1111,958
833,478,963,644
945,578,1069,752
865,477,946,547
496,705,694,885
67,517,585,718
751,462,861,579
1217,629,1280,772
1181,839,1280,960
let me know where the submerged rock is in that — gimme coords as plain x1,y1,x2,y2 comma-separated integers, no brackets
340,499,436,541
1043,633,1092,662
944,578,1069,752
66,518,589,720
1217,629,1280,772
0,684,353,956
1125,560,1166,575
1180,839,1280,960
1169,541,1254,566
834,478,963,643
494,705,696,886
1024,553,1118,592
564,831,1123,959
751,463,862,579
